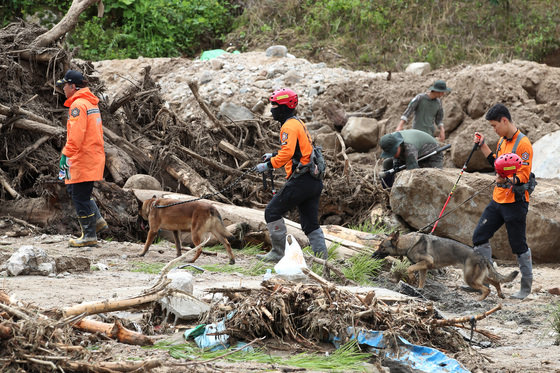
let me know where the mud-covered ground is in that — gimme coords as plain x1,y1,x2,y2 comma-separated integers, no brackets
1,229,559,373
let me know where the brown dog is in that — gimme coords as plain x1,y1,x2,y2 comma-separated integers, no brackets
140,196,235,264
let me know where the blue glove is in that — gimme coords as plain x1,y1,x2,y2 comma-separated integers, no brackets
59,154,69,170
255,162,270,173
262,153,273,162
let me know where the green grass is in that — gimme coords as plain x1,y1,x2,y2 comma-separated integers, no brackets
130,261,166,274
342,254,383,286
349,220,394,235
548,302,560,345
147,339,370,371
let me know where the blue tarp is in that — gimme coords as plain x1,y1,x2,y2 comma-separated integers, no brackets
332,329,470,373
200,49,240,61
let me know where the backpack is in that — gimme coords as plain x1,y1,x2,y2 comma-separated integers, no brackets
309,145,326,180
497,132,537,200
293,118,327,180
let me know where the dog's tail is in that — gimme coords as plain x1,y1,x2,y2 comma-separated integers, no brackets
487,262,519,284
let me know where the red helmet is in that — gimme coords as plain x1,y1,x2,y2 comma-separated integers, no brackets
270,88,298,109
495,153,522,177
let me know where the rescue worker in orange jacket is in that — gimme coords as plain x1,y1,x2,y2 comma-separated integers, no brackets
57,70,107,247
472,103,534,299
254,88,327,262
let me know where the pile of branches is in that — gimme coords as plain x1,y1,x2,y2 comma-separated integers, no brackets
205,279,467,353
0,290,161,372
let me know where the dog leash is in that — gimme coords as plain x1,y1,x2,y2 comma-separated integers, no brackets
418,179,496,233
155,166,256,208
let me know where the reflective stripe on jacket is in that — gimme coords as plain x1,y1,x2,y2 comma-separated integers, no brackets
493,131,533,203
62,88,105,184
270,117,313,178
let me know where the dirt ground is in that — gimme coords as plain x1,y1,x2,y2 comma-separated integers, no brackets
1,230,559,373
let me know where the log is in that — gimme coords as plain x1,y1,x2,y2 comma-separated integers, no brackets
12,118,65,137
0,135,51,166
165,154,230,203
104,143,136,186
0,169,21,200
0,103,50,125
218,140,249,161
103,126,152,170
187,80,236,142
63,291,165,317
72,319,153,346
176,144,260,182
31,0,103,48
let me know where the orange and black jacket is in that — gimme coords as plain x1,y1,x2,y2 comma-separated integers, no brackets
270,117,313,179
489,130,533,203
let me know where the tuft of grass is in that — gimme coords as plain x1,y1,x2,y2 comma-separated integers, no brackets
201,261,272,277
342,254,383,286
130,261,166,274
548,302,560,345
389,257,412,284
147,339,370,371
349,220,394,235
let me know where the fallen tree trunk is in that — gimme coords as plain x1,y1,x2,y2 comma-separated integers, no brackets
72,319,153,346
63,291,165,317
31,0,103,48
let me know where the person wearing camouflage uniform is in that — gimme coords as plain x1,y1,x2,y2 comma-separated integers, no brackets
379,129,443,187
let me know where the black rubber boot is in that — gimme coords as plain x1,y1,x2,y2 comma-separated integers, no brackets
89,199,108,233
257,219,287,263
69,214,98,247
511,248,533,300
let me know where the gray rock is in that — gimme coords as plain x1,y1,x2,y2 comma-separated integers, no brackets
532,130,560,179
7,246,55,276
405,62,431,75
266,45,288,58
123,174,162,190
219,102,254,121
341,117,383,152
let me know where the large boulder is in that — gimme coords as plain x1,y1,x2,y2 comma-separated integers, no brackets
124,174,162,190
341,117,383,152
389,168,560,263
533,130,560,179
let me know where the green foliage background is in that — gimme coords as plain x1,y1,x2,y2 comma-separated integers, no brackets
2,0,559,69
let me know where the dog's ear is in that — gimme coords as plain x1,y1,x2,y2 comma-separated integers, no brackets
390,230,400,242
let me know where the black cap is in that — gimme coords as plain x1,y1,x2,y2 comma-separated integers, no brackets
56,70,84,86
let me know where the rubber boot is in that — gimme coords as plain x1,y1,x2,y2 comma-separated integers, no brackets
257,219,286,263
90,199,108,233
69,214,98,247
511,248,533,300
307,228,328,260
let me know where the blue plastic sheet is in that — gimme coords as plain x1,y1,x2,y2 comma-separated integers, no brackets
332,328,470,373
183,311,252,352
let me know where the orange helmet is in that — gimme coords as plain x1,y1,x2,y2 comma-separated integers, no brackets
270,88,298,109
495,153,522,177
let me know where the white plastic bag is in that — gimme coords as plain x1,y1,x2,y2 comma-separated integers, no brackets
274,234,307,276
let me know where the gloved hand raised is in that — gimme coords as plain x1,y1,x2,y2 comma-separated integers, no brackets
59,154,69,170
262,153,274,162
255,162,270,173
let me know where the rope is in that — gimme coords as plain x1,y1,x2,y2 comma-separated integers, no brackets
155,166,256,208
418,179,496,233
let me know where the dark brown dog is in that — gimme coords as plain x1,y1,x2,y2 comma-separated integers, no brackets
140,196,235,264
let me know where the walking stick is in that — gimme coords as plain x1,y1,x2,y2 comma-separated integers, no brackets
430,138,480,234
381,144,451,177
